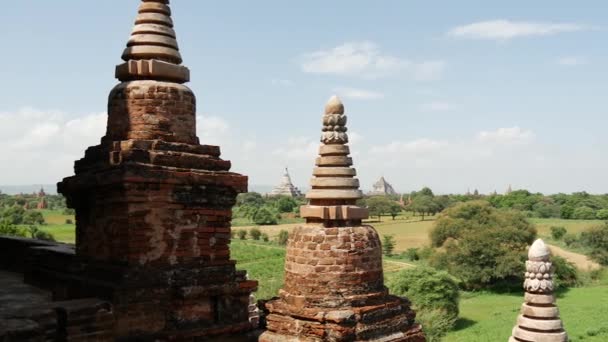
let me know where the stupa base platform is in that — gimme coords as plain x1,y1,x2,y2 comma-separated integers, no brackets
261,296,424,342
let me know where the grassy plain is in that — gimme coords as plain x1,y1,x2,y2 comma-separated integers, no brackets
26,210,608,340
445,277,608,342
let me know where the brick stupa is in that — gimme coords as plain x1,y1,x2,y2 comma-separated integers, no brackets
260,96,425,341
509,239,568,342
49,0,257,339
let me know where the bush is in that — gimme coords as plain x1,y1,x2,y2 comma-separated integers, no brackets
550,226,568,240
552,256,579,288
65,218,73,225
237,230,247,240
382,235,396,256
0,220,27,237
261,233,269,242
250,227,262,240
579,223,608,265
429,201,536,289
23,211,45,225
572,206,597,220
388,267,460,340
416,309,457,342
563,233,578,247
405,248,420,261
596,209,608,220
277,230,289,246
27,226,55,242
252,206,279,225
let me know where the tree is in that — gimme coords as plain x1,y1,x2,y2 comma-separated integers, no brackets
252,206,279,225
388,202,402,220
533,201,561,218
409,195,439,221
388,267,460,341
551,256,579,288
23,211,45,225
429,200,536,289
572,206,596,220
0,220,26,238
366,196,396,220
596,209,608,220
382,235,396,256
579,222,608,265
236,192,265,207
237,230,247,240
275,196,297,213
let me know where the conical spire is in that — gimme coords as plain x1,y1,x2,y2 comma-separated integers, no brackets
301,96,367,222
509,239,568,342
115,0,190,83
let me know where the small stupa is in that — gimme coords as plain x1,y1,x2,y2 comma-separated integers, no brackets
369,176,397,196
268,168,303,197
260,96,424,341
509,239,568,342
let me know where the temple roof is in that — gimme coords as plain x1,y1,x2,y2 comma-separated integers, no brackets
369,177,397,196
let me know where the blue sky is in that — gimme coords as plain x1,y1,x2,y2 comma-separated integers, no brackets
1,1,607,194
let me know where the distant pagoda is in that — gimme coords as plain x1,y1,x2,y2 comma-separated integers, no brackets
369,176,397,196
36,187,48,210
268,168,302,197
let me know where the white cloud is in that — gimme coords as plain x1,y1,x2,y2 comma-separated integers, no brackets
300,41,445,80
420,101,454,112
448,20,587,40
556,56,587,66
333,87,384,100
477,126,535,145
0,108,106,185
272,136,318,161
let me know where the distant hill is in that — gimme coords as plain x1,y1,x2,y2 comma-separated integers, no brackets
0,185,58,195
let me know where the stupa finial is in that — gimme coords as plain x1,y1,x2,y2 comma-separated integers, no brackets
509,239,568,342
301,96,367,222
325,95,345,115
115,0,190,83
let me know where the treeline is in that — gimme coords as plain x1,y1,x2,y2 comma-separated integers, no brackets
366,188,608,221
0,192,68,211
233,193,307,225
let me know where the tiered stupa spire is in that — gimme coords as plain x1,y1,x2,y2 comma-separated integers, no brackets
116,0,189,84
261,96,424,341
301,96,368,222
509,239,568,342
53,1,256,339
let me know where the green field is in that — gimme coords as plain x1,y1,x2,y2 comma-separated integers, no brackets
32,211,608,340
38,210,76,243
446,281,608,342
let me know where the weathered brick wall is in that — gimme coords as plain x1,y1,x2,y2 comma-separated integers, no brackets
282,225,385,307
262,223,425,342
104,81,198,144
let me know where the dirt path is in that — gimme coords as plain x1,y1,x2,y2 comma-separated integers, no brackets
548,244,601,271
